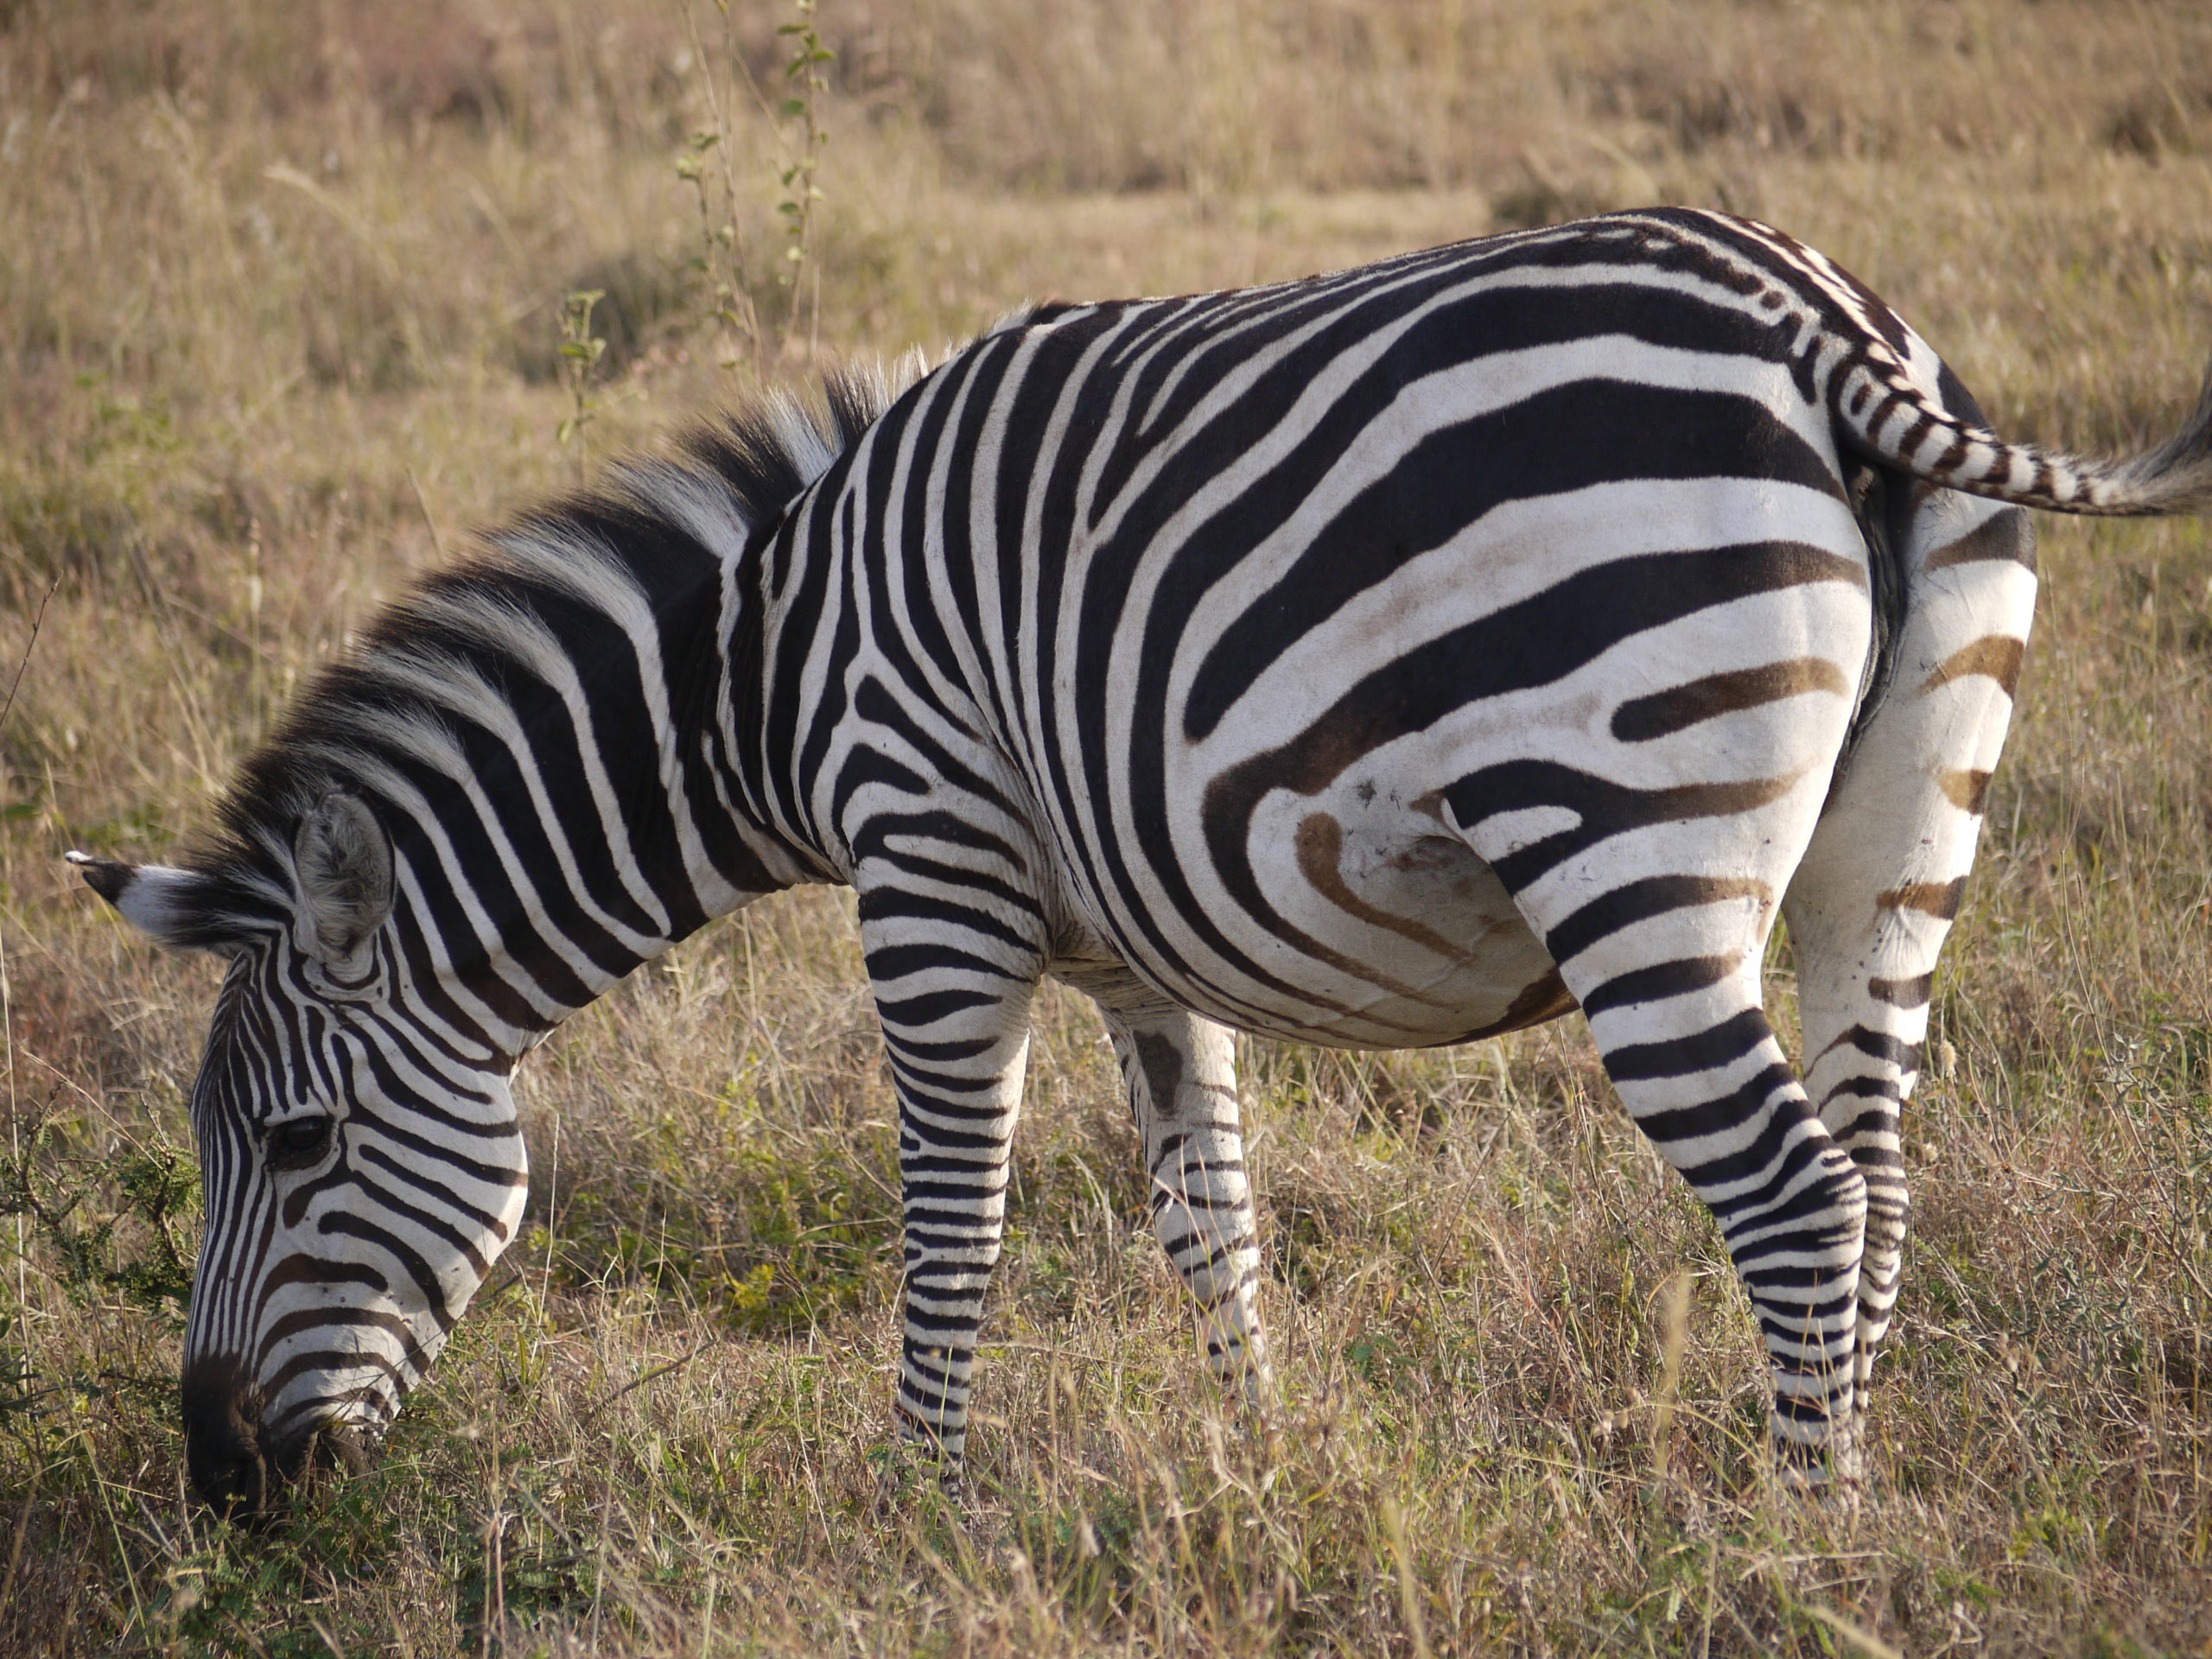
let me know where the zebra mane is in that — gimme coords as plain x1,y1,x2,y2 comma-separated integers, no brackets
157,356,926,947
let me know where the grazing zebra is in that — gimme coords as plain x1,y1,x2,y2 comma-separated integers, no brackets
72,207,2210,1515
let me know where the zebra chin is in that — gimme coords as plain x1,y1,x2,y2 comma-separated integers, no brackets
181,1353,390,1523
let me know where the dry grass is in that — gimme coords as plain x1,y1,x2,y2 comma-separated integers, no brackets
3,1,2211,1653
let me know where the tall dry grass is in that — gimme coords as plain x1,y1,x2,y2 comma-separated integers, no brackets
2,1,2210,1653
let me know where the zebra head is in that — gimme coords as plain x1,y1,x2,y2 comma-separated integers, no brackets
70,789,530,1519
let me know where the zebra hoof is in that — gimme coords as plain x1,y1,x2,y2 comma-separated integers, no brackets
868,1439,965,1516
1772,1440,1867,1506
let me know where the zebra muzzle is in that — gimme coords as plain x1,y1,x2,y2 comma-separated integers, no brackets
180,1354,276,1522
181,1357,382,1522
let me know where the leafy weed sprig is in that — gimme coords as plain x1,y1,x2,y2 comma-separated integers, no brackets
774,0,834,359
678,1,767,376
555,287,608,469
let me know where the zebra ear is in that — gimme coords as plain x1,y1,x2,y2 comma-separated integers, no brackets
292,791,393,975
65,852,241,956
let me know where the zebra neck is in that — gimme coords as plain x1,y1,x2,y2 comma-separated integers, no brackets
365,547,807,1054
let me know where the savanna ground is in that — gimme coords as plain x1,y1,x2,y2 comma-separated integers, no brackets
3,1,2211,1653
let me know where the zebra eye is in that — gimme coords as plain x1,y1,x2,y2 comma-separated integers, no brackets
267,1116,336,1170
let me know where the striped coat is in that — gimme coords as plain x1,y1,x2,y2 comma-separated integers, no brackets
75,208,2212,1511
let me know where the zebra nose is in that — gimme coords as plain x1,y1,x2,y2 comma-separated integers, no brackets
180,1355,276,1522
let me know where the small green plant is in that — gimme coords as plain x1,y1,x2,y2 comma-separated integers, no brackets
674,0,835,372
0,1308,35,1427
677,0,767,376
677,129,766,374
775,0,834,357
0,1124,198,1325
0,1124,198,1433
554,287,609,465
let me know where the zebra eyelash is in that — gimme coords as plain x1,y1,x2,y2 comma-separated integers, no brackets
264,1116,338,1172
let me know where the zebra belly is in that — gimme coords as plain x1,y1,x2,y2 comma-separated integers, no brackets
1234,813,1572,1048
1065,806,1572,1051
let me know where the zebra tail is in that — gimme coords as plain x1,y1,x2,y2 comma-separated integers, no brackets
1837,352,2212,518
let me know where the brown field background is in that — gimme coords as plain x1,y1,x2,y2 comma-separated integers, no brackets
3,2,2211,1653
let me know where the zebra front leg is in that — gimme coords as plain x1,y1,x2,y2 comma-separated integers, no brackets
861,892,1046,1489
1087,979,1272,1406
1785,497,2038,1436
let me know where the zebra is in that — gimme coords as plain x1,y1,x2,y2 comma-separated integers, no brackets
70,207,2211,1516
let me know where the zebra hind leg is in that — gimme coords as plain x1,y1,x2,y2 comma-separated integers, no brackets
1450,755,1871,1481
1072,967,1273,1411
1577,947,1868,1484
1783,497,2038,1459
